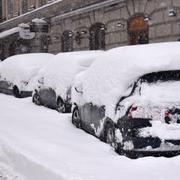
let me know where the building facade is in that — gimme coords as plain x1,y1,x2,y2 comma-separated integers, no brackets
0,0,180,60
1,0,54,21
0,0,2,22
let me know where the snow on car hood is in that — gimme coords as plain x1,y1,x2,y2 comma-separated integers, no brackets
79,42,180,119
34,51,103,99
0,53,54,85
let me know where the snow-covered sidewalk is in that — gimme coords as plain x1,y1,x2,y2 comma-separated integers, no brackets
0,94,180,180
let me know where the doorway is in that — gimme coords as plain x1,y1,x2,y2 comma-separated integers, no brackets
128,15,149,45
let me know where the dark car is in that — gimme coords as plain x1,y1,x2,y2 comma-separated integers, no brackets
72,70,180,158
72,42,180,158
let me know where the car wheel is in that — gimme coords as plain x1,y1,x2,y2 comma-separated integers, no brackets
13,86,21,98
104,123,118,150
32,92,41,105
57,98,66,113
72,107,82,128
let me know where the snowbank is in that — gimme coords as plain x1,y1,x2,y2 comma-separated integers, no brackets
79,42,180,119
0,53,54,90
1,94,180,180
34,51,103,99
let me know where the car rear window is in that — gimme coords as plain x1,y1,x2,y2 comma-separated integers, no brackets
140,70,180,83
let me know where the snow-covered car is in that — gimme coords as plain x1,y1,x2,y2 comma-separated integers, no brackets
0,53,54,98
32,51,103,113
72,42,180,158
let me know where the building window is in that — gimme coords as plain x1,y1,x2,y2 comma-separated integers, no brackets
22,0,28,14
0,0,2,22
89,23,105,50
40,0,47,6
8,0,13,18
128,15,149,45
61,30,74,52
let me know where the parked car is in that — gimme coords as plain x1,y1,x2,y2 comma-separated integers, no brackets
32,51,103,113
72,42,180,158
0,53,54,98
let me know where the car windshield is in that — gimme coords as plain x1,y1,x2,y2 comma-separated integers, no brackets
138,70,180,104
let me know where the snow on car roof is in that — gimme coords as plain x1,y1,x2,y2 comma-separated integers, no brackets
35,50,104,99
0,53,54,82
79,42,180,119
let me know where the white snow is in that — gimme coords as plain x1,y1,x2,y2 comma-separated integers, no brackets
78,42,180,119
116,81,180,121
33,51,103,100
32,18,47,24
140,121,180,140
0,27,20,39
18,23,30,28
0,94,180,180
139,81,180,104
0,53,54,91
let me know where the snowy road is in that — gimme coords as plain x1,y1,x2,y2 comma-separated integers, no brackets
0,94,180,180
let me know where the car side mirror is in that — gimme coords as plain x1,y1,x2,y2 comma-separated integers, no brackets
74,85,83,94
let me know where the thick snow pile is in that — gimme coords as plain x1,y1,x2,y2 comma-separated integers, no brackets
32,18,47,24
34,51,103,99
117,81,180,119
1,94,180,180
0,53,54,90
121,81,180,106
79,42,180,119
139,81,180,104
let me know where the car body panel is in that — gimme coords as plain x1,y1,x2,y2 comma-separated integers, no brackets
39,88,57,109
0,80,12,95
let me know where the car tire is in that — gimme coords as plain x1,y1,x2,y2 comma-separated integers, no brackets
104,123,118,150
57,98,66,113
13,86,21,98
32,92,41,105
72,107,82,128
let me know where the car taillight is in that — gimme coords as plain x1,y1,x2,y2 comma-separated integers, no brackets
164,110,172,124
128,105,138,118
164,110,170,117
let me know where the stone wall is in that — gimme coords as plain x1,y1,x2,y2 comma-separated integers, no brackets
0,0,180,57
48,0,180,53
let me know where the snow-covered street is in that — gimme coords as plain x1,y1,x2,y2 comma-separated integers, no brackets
0,94,180,180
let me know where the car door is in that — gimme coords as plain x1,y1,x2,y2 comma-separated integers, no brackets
81,103,94,134
39,88,57,108
0,80,12,94
91,105,105,136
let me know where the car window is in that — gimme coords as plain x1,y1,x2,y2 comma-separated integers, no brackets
140,70,180,83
